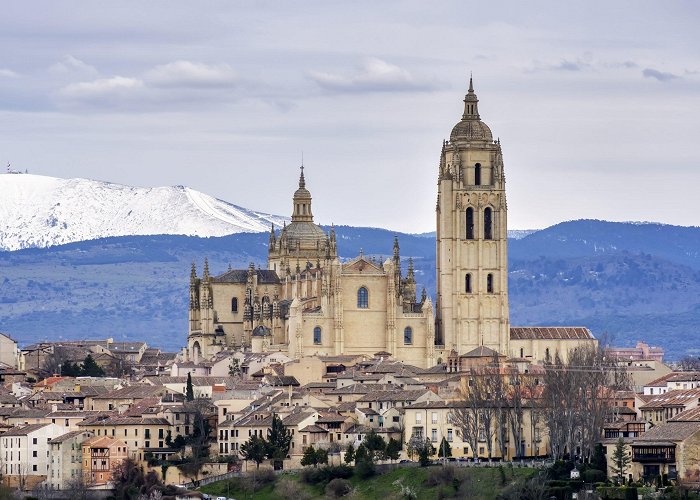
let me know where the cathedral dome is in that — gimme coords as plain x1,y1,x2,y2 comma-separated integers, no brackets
283,220,328,246
449,77,493,143
450,119,493,142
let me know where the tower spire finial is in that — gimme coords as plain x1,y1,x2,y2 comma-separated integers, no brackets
469,72,473,93
299,164,305,189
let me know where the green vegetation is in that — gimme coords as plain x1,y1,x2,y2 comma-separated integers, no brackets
200,465,540,500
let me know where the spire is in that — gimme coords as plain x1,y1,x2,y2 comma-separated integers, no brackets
407,257,415,281
291,165,313,222
462,73,480,120
190,262,197,281
393,236,400,263
269,223,276,246
203,258,209,280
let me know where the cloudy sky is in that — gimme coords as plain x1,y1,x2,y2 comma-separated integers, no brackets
1,1,698,232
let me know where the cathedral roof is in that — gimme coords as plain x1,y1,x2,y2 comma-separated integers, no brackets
283,221,328,245
510,326,594,340
212,269,280,284
450,77,494,143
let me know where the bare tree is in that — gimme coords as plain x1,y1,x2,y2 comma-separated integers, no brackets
449,376,482,460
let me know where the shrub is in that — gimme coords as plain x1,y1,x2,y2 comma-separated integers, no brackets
325,478,352,498
425,465,456,487
583,469,607,484
274,477,311,500
355,458,375,479
241,468,275,491
301,464,353,485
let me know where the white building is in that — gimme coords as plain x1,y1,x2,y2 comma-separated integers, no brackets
0,422,64,490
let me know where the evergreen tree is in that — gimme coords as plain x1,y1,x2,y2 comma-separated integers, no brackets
61,360,80,377
185,372,194,401
438,437,452,458
315,447,329,466
301,446,318,467
81,354,105,377
417,438,435,467
353,444,374,479
344,443,355,465
363,430,387,462
266,414,292,469
385,438,402,463
610,438,631,484
240,434,267,469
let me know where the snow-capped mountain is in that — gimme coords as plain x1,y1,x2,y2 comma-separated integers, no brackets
0,173,288,251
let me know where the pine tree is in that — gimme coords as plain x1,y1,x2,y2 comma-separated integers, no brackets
610,437,631,485
240,435,267,469
185,372,194,401
81,354,105,377
228,358,241,377
344,443,355,464
438,437,452,458
385,438,401,463
266,414,292,469
301,446,318,467
363,430,387,463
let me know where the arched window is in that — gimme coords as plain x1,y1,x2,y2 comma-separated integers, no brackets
545,348,550,360
484,207,493,240
357,287,369,308
487,273,494,293
475,163,481,186
231,297,238,313
465,274,472,293
520,348,524,358
313,327,322,345
466,207,474,240
404,327,413,345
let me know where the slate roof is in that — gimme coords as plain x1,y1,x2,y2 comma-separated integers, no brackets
635,421,700,442
92,385,166,399
212,269,280,285
1,423,50,436
49,430,90,444
670,407,700,422
510,326,594,340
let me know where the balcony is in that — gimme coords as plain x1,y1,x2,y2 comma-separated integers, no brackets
632,445,675,464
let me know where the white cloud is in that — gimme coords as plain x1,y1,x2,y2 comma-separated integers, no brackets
59,76,144,99
0,68,19,78
49,55,98,76
144,60,238,88
309,58,434,93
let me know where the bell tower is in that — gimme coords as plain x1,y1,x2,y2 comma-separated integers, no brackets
435,77,510,356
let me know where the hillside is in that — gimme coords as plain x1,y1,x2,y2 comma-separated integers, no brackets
0,173,288,250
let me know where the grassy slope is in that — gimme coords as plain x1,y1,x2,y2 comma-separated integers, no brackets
199,466,538,499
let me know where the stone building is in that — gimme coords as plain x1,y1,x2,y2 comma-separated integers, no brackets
186,79,596,368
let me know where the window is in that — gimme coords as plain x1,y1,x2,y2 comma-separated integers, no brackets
357,287,368,308
475,163,481,186
487,274,494,293
466,208,474,239
431,412,438,424
520,348,524,358
33,451,37,457
415,413,422,424
447,429,453,442
313,326,322,345
32,438,37,445
404,327,413,345
431,429,438,442
484,207,493,240
465,274,472,293
231,297,238,313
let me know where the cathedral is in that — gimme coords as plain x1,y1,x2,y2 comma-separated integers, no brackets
187,79,595,368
